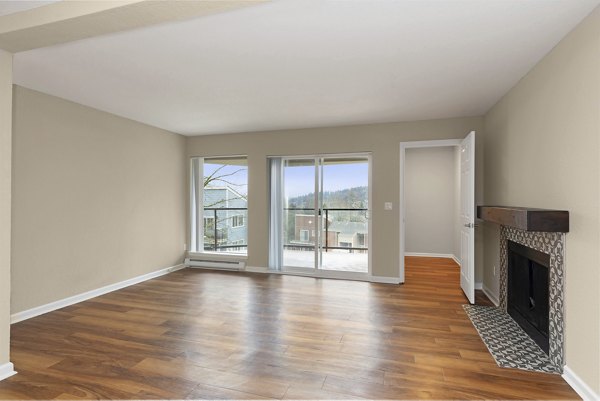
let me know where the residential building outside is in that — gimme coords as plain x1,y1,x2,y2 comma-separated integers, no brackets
203,186,247,253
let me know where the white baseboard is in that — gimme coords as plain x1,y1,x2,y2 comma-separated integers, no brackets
244,265,269,273
475,281,483,290
405,252,461,265
451,254,461,266
563,365,599,401
405,252,454,258
11,263,185,324
482,283,500,306
0,362,16,382
369,275,401,284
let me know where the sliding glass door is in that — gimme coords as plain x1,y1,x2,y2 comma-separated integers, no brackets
272,154,370,276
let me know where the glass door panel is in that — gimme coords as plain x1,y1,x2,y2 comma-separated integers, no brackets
319,157,369,273
282,159,317,269
277,154,370,274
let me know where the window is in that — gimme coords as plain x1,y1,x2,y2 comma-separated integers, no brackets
356,233,366,246
191,156,248,254
232,215,244,228
300,230,309,242
340,242,352,248
204,217,215,232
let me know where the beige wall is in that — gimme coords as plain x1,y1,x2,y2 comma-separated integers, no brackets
0,50,12,367
405,146,458,257
11,86,187,313
483,7,600,393
187,117,484,279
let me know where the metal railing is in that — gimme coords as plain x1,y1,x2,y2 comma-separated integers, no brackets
202,207,369,253
203,207,248,252
284,207,368,252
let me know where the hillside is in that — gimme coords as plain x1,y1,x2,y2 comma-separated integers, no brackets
287,186,368,209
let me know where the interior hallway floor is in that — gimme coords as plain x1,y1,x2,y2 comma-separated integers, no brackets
0,257,578,399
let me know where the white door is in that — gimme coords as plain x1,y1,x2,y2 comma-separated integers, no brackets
460,131,476,304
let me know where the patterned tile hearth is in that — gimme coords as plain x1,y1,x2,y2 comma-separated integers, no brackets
463,304,561,374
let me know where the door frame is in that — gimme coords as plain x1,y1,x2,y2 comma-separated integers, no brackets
399,139,462,283
276,152,373,280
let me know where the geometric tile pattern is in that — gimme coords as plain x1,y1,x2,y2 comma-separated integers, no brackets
463,305,561,374
499,226,565,371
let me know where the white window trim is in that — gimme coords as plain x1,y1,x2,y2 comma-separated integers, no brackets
190,155,248,256
232,214,245,228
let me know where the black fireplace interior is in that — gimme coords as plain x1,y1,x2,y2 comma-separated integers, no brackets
507,240,550,354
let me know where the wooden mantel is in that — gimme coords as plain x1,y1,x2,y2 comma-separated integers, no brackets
477,206,569,233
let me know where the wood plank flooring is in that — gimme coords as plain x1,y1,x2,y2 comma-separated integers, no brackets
0,257,579,399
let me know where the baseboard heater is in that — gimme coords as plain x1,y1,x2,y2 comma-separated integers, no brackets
184,258,246,271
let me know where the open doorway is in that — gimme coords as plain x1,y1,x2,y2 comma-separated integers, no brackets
399,134,476,303
404,146,461,263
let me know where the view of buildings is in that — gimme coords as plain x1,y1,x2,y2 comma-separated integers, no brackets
202,159,248,254
203,186,248,253
285,186,368,251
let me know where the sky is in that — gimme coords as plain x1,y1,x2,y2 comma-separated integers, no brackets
284,162,368,198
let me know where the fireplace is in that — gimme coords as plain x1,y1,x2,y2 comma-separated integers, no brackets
476,206,568,371
507,240,550,353
499,225,565,370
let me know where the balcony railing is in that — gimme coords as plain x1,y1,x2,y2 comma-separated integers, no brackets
284,207,368,252
202,207,368,253
203,207,248,252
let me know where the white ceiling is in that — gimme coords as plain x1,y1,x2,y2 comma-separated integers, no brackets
13,0,600,136
0,1,60,17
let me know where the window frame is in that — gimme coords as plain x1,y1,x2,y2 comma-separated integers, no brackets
204,216,215,229
299,229,310,242
232,214,245,228
190,155,248,257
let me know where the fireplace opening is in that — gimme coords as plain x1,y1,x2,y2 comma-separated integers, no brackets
507,240,550,354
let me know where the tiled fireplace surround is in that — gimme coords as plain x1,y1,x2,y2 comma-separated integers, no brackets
499,226,565,371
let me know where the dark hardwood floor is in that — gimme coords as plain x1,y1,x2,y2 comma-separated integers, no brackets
0,257,578,399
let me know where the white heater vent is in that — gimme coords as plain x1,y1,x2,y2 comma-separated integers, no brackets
184,258,246,271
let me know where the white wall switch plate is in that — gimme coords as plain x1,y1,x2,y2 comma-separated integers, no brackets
384,202,393,210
